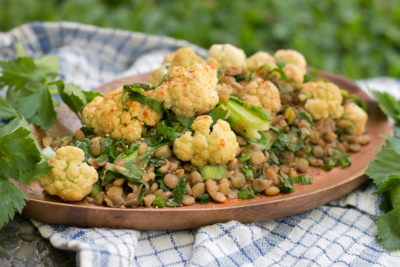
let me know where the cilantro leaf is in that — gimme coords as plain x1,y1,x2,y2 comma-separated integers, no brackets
376,206,400,252
0,57,46,91
157,178,171,192
238,187,255,200
287,175,313,185
207,106,228,127
0,177,28,229
71,138,92,162
321,151,352,171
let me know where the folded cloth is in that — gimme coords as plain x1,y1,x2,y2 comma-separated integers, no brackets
1,22,400,267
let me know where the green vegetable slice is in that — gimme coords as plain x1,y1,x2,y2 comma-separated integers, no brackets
153,197,166,208
199,165,225,181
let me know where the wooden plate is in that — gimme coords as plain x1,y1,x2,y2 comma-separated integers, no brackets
16,72,391,230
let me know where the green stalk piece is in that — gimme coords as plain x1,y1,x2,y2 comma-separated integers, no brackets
199,165,225,180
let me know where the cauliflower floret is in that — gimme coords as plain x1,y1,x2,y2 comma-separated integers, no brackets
39,147,98,201
299,81,344,120
82,88,162,144
246,52,275,70
239,80,282,117
149,47,205,85
274,49,307,73
209,44,246,70
148,64,219,117
282,64,304,84
173,116,239,167
342,102,368,135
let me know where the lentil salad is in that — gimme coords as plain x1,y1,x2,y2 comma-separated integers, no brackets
38,44,369,208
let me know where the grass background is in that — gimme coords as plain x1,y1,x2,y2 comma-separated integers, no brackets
1,0,400,79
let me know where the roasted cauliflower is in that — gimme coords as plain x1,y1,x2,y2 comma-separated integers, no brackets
82,88,162,144
274,49,307,73
149,47,205,85
342,103,368,135
239,79,282,117
299,81,344,120
173,116,239,167
147,64,219,117
246,52,275,71
209,44,246,70
39,146,98,201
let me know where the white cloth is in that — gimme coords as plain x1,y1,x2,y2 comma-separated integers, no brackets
1,22,400,267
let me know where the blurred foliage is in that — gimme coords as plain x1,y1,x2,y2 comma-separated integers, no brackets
1,0,400,79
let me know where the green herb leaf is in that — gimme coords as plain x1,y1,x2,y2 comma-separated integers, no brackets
238,187,255,200
70,138,92,162
207,106,228,127
0,177,28,229
245,131,275,151
51,81,87,118
198,194,212,204
321,151,352,171
124,84,162,112
171,177,186,204
0,57,46,91
298,110,315,127
0,96,19,120
277,84,293,97
82,91,103,103
34,55,60,80
175,116,195,130
239,148,253,162
376,206,400,252
157,178,171,192
371,91,400,121
287,175,313,185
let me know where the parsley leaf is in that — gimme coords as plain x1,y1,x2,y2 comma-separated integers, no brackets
51,80,87,118
207,106,228,127
245,130,275,150
376,206,400,252
298,110,315,127
0,177,28,229
123,84,162,112
238,187,255,200
321,151,352,171
0,57,46,90
175,116,195,130
198,194,212,204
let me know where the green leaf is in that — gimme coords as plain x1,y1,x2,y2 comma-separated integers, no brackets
0,96,19,120
379,193,393,213
175,116,196,130
123,84,162,112
321,151,352,171
277,181,295,193
51,81,87,118
82,91,103,103
21,82,56,131
375,175,400,195
198,194,212,204
298,110,315,127
245,131,275,151
34,55,60,80
229,95,273,122
0,177,27,229
371,91,400,121
0,57,46,90
156,121,181,139
100,137,113,155
365,138,400,186
171,177,186,204
207,106,228,127
376,206,400,252
157,178,171,192
0,127,52,182
238,187,255,200
239,148,253,162
70,138,92,162
277,85,293,97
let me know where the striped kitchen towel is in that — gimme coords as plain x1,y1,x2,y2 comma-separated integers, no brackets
1,22,400,267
